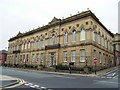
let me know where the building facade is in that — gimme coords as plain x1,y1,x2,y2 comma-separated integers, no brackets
6,10,114,70
113,33,120,65
0,50,8,65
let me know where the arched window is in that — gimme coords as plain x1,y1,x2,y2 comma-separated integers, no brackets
80,28,85,41
64,32,68,44
38,39,40,49
33,41,36,49
93,31,96,41
102,36,104,47
22,44,24,50
25,43,27,49
72,30,76,42
98,33,100,44
52,34,55,45
28,42,30,49
41,39,44,48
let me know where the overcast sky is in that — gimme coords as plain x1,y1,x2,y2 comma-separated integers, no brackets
0,0,119,50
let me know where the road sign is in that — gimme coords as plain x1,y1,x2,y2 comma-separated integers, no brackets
93,58,97,64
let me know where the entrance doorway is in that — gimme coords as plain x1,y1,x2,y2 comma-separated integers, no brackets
50,52,55,66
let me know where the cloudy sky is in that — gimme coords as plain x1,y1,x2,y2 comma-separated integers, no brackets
0,0,119,50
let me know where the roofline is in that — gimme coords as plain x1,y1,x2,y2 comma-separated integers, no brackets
8,10,114,41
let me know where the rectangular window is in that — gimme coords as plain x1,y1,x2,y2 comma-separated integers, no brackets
36,53,39,62
103,53,105,64
32,54,35,62
93,50,96,59
40,53,44,65
64,51,67,62
80,50,86,62
71,51,76,62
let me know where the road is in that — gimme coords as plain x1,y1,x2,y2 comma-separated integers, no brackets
1,66,119,90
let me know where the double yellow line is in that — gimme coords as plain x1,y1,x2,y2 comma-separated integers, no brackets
1,78,26,90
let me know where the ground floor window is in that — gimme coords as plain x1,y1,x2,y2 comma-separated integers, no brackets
80,50,86,62
64,51,67,62
71,51,76,62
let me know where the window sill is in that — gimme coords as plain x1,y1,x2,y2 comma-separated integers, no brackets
63,61,67,63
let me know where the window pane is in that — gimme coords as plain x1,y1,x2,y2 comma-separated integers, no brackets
64,32,68,43
64,51,67,62
71,51,76,62
80,28,85,41
72,31,76,42
93,31,95,41
38,40,40,48
80,50,85,62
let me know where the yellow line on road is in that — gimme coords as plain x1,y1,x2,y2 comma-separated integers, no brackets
2,79,26,89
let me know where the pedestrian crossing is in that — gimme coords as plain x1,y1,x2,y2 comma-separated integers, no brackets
24,82,52,90
100,72,118,79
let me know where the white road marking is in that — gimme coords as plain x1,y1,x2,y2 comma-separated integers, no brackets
112,73,116,76
28,83,33,86
34,85,39,88
24,83,30,86
101,76,106,78
54,75,75,79
113,75,118,78
41,86,47,89
106,76,112,79
94,80,119,84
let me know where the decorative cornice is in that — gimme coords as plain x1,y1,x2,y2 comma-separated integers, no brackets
8,10,114,42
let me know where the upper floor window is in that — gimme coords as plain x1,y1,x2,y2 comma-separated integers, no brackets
17,45,19,50
64,32,68,44
52,34,55,45
28,42,30,49
25,43,27,49
93,31,96,41
22,44,24,50
102,36,104,47
98,33,100,44
72,30,76,42
38,40,40,49
33,41,36,49
41,39,44,48
80,49,86,62
80,28,85,41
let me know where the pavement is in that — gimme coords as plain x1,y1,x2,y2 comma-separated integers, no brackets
19,66,118,77
0,66,119,89
0,74,25,89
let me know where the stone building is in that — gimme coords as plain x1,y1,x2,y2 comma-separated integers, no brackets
113,33,120,65
6,10,114,70
0,50,8,65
